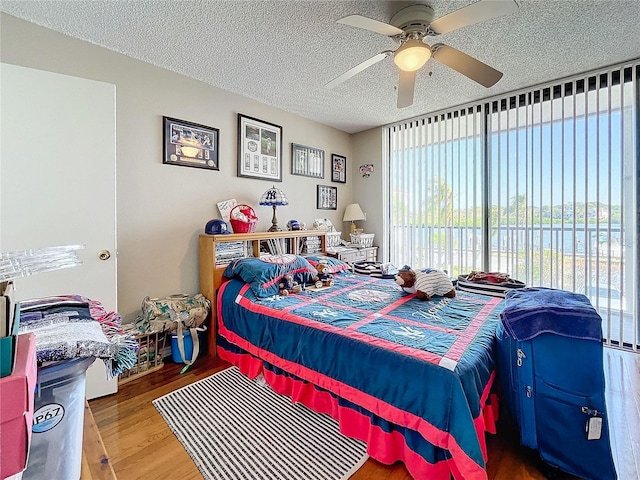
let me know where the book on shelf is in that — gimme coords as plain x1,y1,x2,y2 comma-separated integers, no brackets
214,241,249,267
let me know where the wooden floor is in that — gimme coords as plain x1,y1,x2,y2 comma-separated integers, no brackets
87,348,640,480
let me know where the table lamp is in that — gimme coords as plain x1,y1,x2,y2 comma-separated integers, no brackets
259,186,288,232
343,203,366,234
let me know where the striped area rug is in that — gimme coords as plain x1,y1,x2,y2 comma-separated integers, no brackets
153,367,368,480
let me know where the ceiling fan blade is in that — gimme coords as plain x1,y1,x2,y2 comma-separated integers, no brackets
338,15,404,36
325,52,389,89
397,69,416,108
432,44,503,87
429,0,519,35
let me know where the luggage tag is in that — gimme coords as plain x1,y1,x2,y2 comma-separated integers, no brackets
586,416,603,440
582,407,603,440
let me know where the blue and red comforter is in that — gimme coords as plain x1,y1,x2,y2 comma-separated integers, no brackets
217,273,503,479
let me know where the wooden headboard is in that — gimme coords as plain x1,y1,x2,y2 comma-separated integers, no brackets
199,230,328,356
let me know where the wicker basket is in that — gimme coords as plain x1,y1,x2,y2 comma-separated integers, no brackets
350,233,375,248
229,204,258,233
325,231,342,248
118,331,167,385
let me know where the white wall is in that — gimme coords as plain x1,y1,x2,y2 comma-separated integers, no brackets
0,13,356,322
351,127,386,260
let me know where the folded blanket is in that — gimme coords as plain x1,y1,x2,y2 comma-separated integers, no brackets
500,287,603,341
353,261,398,279
19,295,137,378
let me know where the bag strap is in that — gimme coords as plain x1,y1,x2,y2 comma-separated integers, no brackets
175,321,200,373
189,328,200,361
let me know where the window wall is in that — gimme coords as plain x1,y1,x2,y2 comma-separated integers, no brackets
387,62,639,350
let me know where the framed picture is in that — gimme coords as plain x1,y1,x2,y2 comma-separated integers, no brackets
163,116,219,170
331,154,347,183
317,184,337,210
237,113,283,182
291,143,324,178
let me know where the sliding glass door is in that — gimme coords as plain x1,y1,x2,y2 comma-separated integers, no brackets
388,62,639,350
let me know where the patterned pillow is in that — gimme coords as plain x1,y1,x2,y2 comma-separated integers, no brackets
223,255,317,298
305,255,350,274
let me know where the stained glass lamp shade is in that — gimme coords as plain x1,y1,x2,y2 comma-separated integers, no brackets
259,186,289,232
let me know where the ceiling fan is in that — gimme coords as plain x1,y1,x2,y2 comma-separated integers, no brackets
325,0,519,108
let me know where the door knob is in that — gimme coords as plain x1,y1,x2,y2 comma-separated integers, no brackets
98,250,111,261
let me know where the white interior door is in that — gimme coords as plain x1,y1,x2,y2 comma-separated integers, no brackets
1,63,118,399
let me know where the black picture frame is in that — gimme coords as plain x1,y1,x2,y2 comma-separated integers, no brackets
237,113,283,182
163,116,219,170
331,153,347,183
317,184,337,210
291,143,324,178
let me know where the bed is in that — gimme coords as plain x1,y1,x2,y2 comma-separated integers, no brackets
199,231,503,480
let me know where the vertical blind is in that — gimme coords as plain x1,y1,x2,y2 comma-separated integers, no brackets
389,106,484,276
388,61,639,350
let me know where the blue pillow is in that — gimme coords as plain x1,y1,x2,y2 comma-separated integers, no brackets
305,255,350,274
223,254,317,298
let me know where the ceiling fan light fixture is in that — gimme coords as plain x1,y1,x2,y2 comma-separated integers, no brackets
393,39,431,72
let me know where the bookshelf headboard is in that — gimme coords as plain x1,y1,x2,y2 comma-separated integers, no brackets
198,229,327,355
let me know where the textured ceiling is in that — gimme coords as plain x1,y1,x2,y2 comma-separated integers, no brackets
2,1,639,133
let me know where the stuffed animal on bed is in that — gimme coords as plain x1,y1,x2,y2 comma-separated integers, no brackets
395,267,456,301
279,274,302,296
313,262,334,288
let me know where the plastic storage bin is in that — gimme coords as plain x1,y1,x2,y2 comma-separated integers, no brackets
23,356,95,480
171,326,207,363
